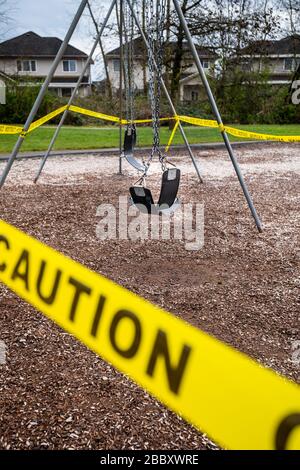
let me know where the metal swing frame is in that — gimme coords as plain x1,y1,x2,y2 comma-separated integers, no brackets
0,0,263,232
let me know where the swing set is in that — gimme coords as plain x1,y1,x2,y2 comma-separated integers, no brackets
0,0,263,232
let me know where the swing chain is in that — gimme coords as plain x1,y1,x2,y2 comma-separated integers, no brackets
145,0,168,175
123,0,136,131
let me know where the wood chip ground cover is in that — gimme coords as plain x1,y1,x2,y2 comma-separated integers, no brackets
0,143,299,450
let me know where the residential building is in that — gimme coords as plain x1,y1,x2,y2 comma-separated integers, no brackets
238,35,300,85
0,31,93,97
105,37,216,101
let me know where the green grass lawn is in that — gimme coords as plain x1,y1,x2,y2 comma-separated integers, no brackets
1,123,300,153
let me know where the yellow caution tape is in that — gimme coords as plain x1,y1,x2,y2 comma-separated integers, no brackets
0,106,68,137
0,219,299,450
0,125,23,135
178,115,219,129
69,107,174,126
27,106,68,134
1,104,300,143
178,115,300,142
223,125,300,142
165,118,180,152
132,117,174,125
0,106,123,136
69,105,121,124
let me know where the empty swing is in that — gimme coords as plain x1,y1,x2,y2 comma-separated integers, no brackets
129,0,181,215
130,167,181,214
123,124,145,172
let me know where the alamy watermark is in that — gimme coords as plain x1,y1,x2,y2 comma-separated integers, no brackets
0,341,6,365
291,340,300,366
96,196,204,251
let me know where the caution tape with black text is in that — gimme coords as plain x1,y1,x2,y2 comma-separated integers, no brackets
0,220,299,450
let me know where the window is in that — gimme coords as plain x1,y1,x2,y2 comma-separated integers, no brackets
284,57,300,71
201,59,210,69
284,58,293,71
191,91,199,101
17,60,37,72
63,60,77,72
113,59,121,72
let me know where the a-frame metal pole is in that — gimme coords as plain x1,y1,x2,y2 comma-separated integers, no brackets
34,0,117,183
172,0,263,232
125,0,203,184
0,0,89,188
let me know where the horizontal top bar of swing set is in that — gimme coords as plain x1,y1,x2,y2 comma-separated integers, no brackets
1,104,300,143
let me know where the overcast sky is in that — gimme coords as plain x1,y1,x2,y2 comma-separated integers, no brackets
3,0,118,79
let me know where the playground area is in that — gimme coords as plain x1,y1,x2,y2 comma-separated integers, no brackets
0,142,299,449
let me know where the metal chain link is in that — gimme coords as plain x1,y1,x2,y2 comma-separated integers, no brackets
123,0,136,131
123,1,130,124
129,0,135,124
129,0,169,185
145,0,168,175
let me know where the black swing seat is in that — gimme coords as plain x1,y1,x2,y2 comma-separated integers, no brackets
130,168,181,214
123,127,145,173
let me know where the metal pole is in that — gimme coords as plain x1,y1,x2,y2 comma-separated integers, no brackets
118,0,124,175
34,0,117,183
125,0,203,184
0,0,89,188
172,0,263,232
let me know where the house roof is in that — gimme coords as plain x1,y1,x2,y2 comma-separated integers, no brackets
0,31,89,59
239,34,300,56
105,36,217,59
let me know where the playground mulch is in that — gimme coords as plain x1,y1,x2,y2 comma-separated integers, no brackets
0,143,299,449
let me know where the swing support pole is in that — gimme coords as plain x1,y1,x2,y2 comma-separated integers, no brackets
172,0,263,232
0,0,90,188
33,0,117,183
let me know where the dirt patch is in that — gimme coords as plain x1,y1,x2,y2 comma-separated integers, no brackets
0,143,299,449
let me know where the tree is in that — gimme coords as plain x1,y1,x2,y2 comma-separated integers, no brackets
165,0,278,105
276,0,300,97
278,0,300,35
167,0,205,104
87,1,113,99
181,0,279,113
189,1,278,72
0,0,14,40
84,0,117,98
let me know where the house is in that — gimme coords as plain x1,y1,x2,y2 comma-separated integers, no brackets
238,35,300,85
105,37,216,101
0,31,93,97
